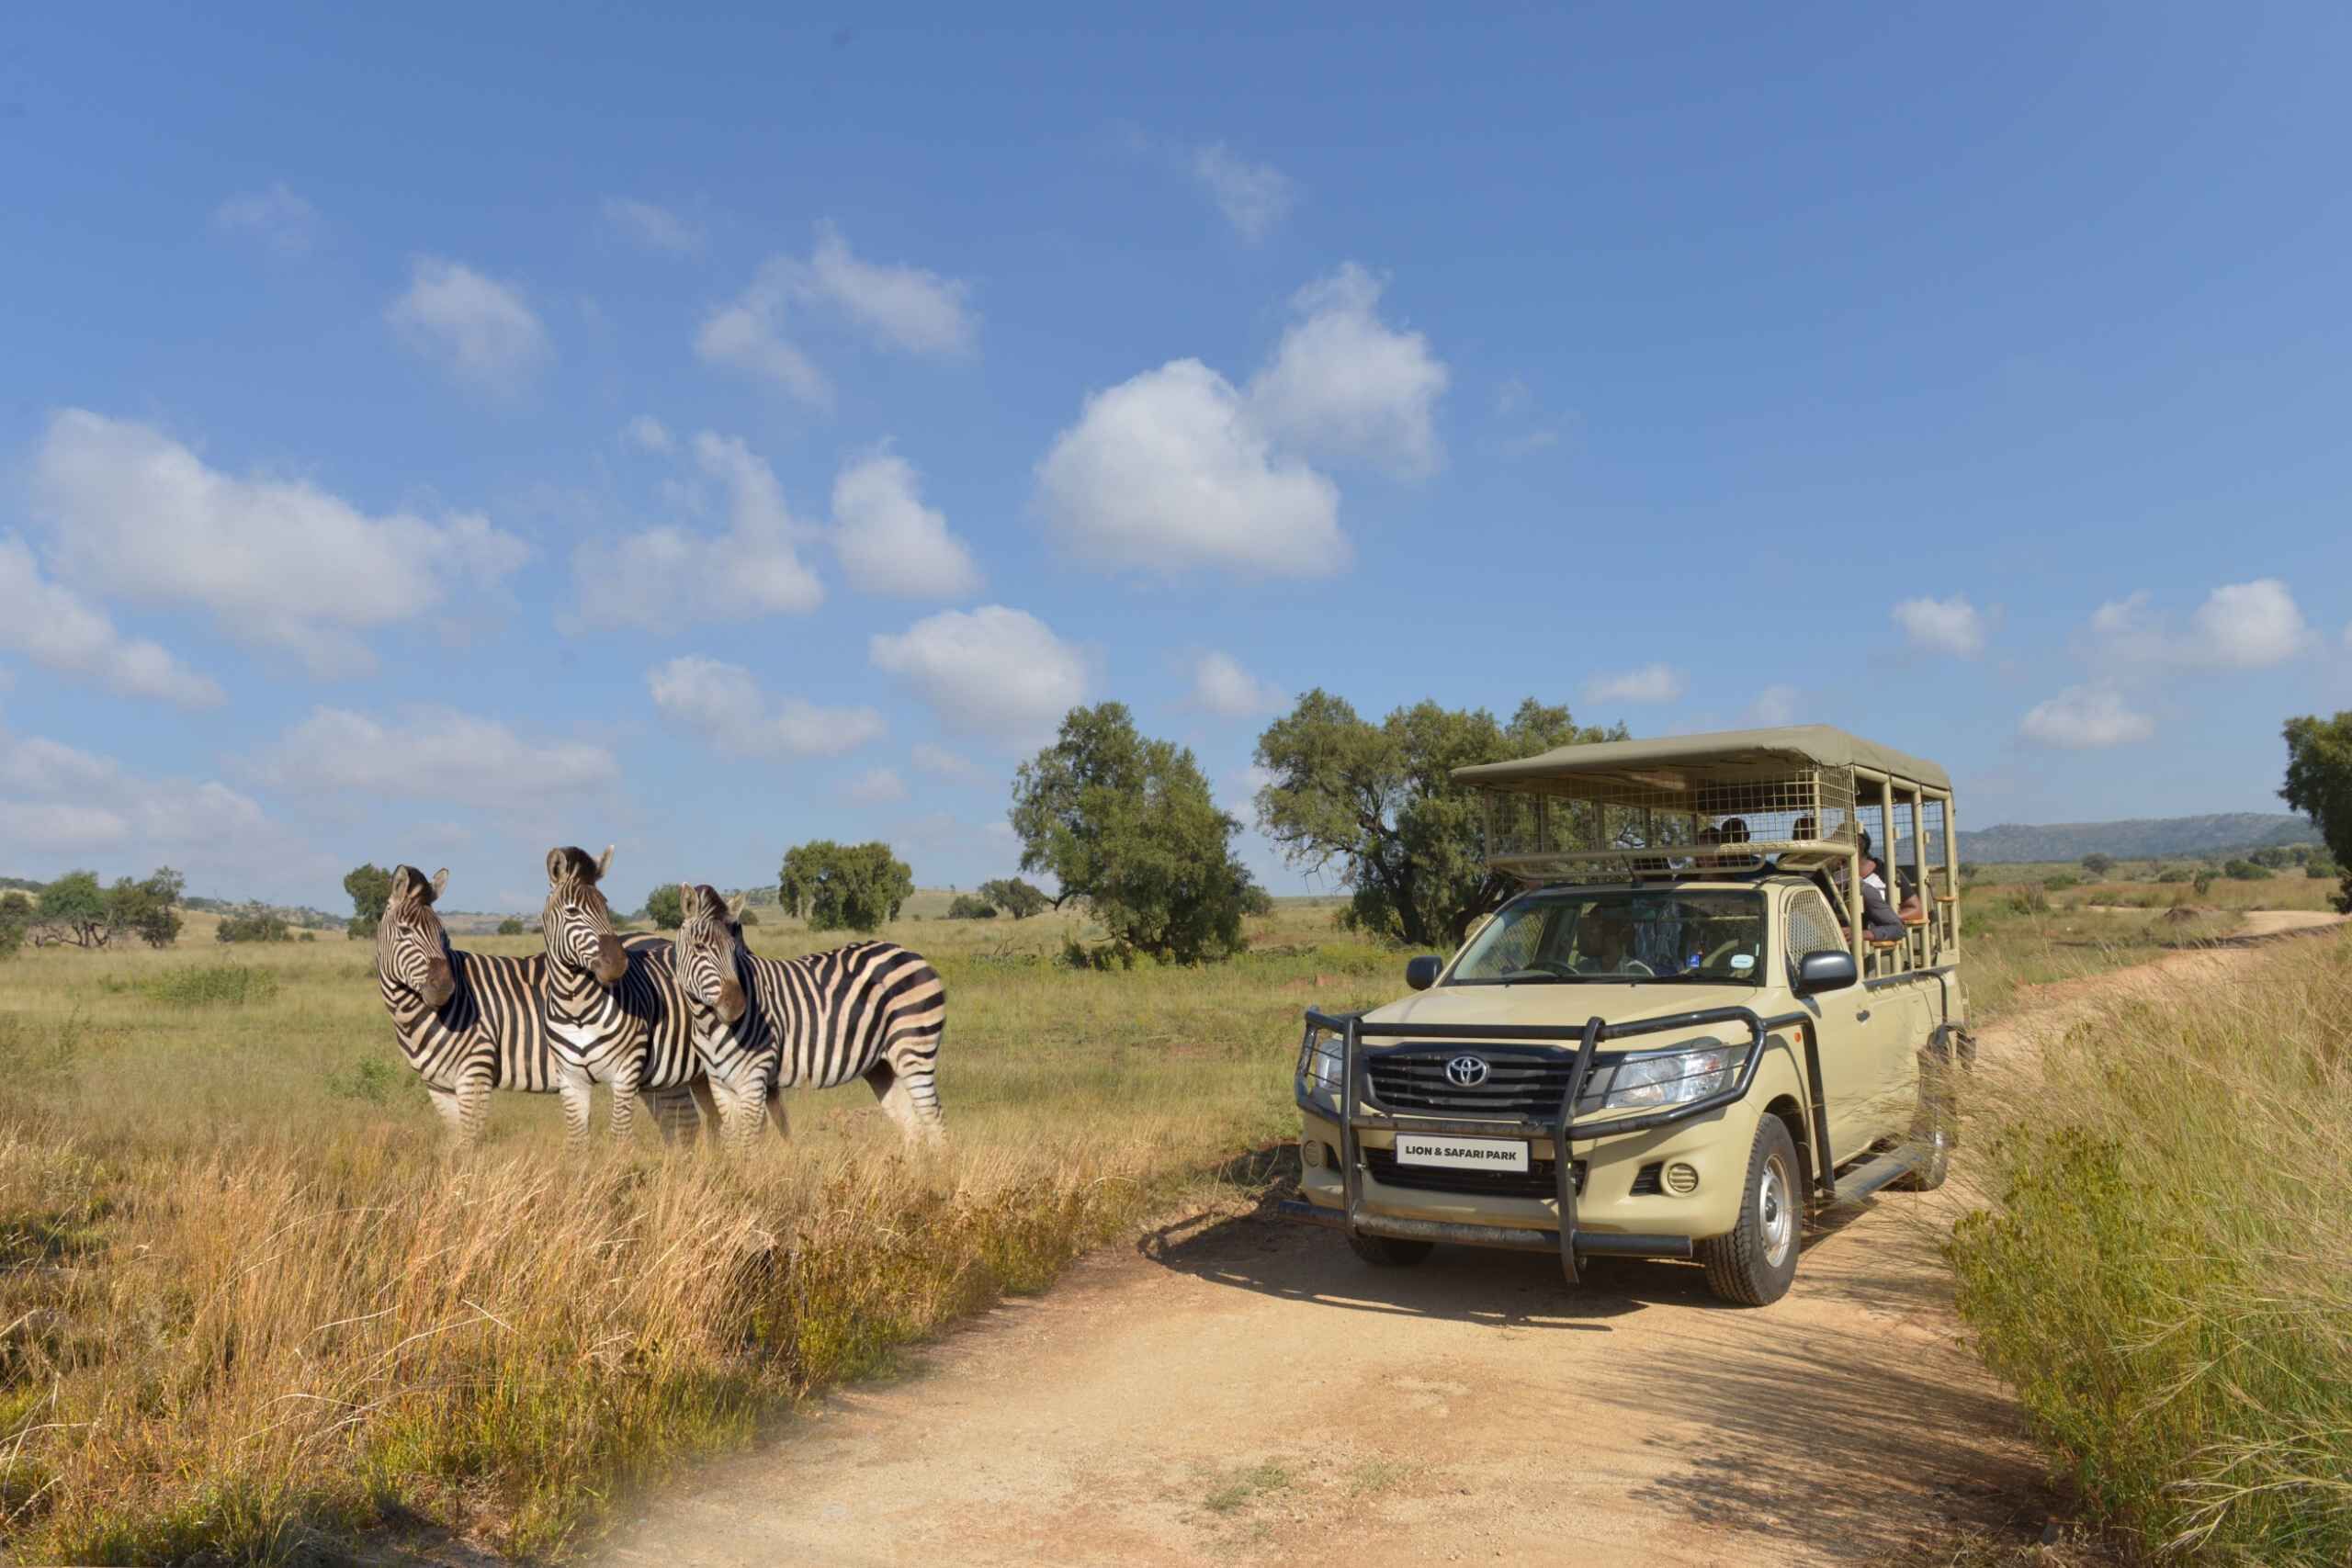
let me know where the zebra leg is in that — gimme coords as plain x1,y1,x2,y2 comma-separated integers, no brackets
763,1079,790,1142
641,1089,695,1148
705,1074,766,1157
864,1061,943,1146
607,1067,643,1143
690,1075,722,1145
454,1064,495,1148
424,1084,470,1145
558,1068,596,1148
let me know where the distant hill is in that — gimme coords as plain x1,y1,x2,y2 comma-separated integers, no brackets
1955,813,2321,864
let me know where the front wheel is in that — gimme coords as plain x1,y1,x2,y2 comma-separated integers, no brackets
1347,1231,1435,1267
1697,1116,1803,1306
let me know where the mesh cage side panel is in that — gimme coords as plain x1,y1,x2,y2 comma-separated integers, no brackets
1786,891,1844,959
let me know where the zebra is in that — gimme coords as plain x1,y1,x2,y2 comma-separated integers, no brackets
670,882,947,1145
538,845,711,1144
371,861,708,1147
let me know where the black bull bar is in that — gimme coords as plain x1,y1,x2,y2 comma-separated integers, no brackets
1279,1005,1820,1285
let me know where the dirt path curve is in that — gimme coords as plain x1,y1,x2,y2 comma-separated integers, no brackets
590,913,2346,1568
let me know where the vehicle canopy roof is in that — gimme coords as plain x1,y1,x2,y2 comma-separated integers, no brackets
1452,725,1949,795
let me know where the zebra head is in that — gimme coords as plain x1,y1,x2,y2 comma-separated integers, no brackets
673,883,749,1025
379,863,455,1010
542,844,628,987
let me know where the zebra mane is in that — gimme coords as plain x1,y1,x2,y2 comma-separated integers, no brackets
546,845,606,886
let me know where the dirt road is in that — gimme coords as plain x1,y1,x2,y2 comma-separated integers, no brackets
590,914,2344,1568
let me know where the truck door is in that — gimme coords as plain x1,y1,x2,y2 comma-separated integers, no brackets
1782,889,1881,1156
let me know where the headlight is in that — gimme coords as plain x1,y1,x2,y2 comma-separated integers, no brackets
1297,1023,1347,1102
1603,1042,1747,1109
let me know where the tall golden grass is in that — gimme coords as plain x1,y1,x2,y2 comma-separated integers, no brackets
1951,929,2352,1564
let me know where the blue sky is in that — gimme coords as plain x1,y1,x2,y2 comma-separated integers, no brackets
5,4,2349,913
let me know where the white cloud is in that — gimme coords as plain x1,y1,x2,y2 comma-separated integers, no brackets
831,451,983,599
575,432,823,628
601,197,705,256
1035,359,1345,577
387,256,550,397
1746,683,1801,726
1190,143,1296,242
254,705,619,799
2190,579,2309,669
2019,684,2154,748
1892,594,1986,658
1247,265,1449,479
1191,651,1285,716
911,741,983,782
0,726,286,877
844,766,910,805
1585,664,1687,705
870,605,1089,748
695,223,977,403
646,656,885,760
0,536,222,706
28,410,527,676
212,182,318,255
623,415,675,454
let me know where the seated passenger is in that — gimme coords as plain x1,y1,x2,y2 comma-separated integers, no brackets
1853,833,1907,941
1572,908,1651,976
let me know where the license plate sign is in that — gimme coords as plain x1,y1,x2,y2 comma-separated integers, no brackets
1395,1134,1530,1173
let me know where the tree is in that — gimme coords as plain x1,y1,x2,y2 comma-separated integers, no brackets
946,894,999,919
107,871,183,948
1253,692,1623,948
34,871,112,948
345,863,393,940
497,916,527,936
978,877,1049,919
2265,710,2347,908
2079,852,2115,879
778,841,915,933
643,885,684,930
0,891,30,960
1011,703,1258,963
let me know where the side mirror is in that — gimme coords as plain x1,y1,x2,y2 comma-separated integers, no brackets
1404,955,1443,991
1794,950,1859,997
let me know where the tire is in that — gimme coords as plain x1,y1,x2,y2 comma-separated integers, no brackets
1347,1231,1435,1267
1893,1056,1957,1192
1697,1115,1803,1306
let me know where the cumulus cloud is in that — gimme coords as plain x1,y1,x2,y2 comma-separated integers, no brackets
1746,683,1801,726
2190,579,2309,669
623,415,675,453
695,223,976,403
1892,594,1986,658
646,656,886,760
0,726,286,878
28,410,527,676
1247,265,1449,479
387,256,550,396
2019,684,2154,748
601,197,705,256
1190,651,1285,716
870,605,1089,748
911,741,983,782
1035,360,1344,577
1033,264,1445,577
212,182,318,256
0,536,221,705
1190,143,1296,242
844,767,909,805
253,705,620,799
576,432,823,628
1585,664,1687,705
831,451,983,598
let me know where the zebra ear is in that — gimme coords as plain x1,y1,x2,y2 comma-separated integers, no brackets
545,848,566,883
727,893,747,921
430,868,449,902
597,844,615,882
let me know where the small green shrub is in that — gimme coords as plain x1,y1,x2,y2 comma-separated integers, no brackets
140,965,280,1007
326,1055,412,1106
2043,874,2079,892
497,917,526,936
215,910,292,943
2155,868,2192,884
2222,859,2272,882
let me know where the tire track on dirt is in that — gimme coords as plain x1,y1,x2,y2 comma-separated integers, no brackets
582,914,2345,1568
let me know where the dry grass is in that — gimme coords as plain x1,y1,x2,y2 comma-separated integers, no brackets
1950,928,2352,1565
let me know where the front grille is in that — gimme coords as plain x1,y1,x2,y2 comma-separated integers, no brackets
1365,1047,1610,1119
1363,1146,1584,1201
1629,1161,1665,1196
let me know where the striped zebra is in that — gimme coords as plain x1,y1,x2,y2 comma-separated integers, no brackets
671,883,946,1145
371,862,708,1147
538,845,710,1143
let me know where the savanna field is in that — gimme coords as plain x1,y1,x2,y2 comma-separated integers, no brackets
1,874,2345,1564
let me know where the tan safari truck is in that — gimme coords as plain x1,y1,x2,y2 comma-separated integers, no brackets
1282,726,1972,1306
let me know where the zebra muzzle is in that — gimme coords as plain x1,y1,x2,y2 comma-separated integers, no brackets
593,936,628,986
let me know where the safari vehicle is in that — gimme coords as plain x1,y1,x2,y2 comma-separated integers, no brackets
1281,726,1971,1306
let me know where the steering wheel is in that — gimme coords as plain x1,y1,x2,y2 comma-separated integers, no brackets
1505,959,1578,980
1619,958,1655,977
1703,940,1749,968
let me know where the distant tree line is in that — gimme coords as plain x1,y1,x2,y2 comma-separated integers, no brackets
1,867,185,957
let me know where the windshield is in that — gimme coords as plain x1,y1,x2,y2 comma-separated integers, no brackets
1449,888,1767,985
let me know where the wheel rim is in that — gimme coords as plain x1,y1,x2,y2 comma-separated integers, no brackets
1759,1155,1793,1268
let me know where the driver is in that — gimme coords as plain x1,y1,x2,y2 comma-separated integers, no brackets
1573,907,1644,974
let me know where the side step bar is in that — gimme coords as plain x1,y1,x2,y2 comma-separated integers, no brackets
1826,1143,1925,1205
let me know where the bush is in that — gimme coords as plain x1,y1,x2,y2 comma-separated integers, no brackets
2043,874,2078,892
327,1055,413,1106
216,909,293,943
0,891,29,960
2007,884,2052,916
2311,857,2340,881
946,895,998,920
2155,868,2193,884
141,965,280,1007
497,917,526,936
2222,859,2272,882
977,878,1049,920
2193,871,2215,895
2079,852,2114,879
643,885,684,930
738,908,759,927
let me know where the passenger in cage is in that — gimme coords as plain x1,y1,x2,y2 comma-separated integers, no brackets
1854,832,1910,941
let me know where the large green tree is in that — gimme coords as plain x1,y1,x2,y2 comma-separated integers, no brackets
778,841,914,932
1253,693,1622,948
1010,703,1259,963
0,891,31,960
642,884,685,930
34,871,111,948
2281,712,2352,913
344,863,393,940
107,871,183,948
978,877,1049,919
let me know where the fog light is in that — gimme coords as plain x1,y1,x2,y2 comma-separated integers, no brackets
1663,1162,1700,1195
1301,1138,1324,1168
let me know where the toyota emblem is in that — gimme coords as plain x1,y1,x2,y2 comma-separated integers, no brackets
1444,1055,1490,1088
